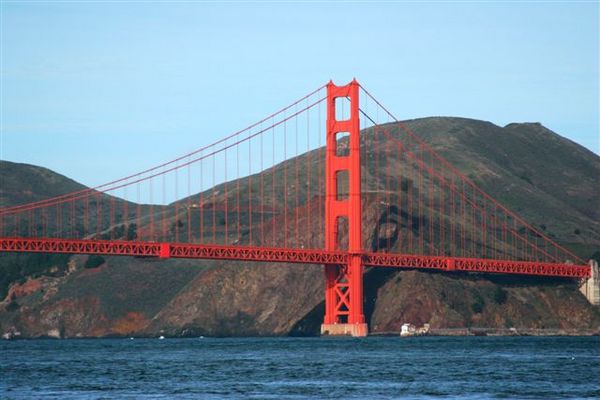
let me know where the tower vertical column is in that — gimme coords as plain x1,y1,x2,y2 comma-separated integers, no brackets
321,79,367,337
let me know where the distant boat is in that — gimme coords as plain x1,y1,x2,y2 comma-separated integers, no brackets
159,335,165,340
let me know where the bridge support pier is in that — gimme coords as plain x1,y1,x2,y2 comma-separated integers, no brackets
321,255,368,337
321,323,368,337
321,80,368,337
580,260,599,305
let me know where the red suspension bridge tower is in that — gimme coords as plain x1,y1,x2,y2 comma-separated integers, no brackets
322,79,368,337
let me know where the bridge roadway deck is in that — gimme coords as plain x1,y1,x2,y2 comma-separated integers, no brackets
0,238,590,279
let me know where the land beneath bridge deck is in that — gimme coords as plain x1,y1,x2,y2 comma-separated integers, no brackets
2,267,599,339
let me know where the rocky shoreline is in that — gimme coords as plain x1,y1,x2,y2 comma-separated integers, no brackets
372,327,600,337
4,327,600,340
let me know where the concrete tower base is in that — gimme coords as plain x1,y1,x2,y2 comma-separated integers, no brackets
580,260,600,305
321,323,368,337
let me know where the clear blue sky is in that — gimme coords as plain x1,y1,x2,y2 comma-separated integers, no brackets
1,1,598,189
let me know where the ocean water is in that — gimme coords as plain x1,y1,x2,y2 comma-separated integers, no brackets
1,336,599,399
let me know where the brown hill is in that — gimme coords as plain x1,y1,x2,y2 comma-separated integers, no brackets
1,117,599,338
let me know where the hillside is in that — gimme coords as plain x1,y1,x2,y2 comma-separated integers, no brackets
0,161,87,207
1,118,599,338
0,161,161,300
402,118,599,246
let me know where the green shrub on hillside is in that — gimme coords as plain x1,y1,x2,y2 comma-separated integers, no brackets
493,286,508,304
471,291,485,314
84,255,105,269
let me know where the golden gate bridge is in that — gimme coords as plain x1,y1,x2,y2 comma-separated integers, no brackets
0,80,593,336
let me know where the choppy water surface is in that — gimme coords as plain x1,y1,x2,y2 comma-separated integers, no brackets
2,336,599,399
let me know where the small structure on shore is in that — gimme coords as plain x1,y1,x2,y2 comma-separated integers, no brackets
401,323,430,337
